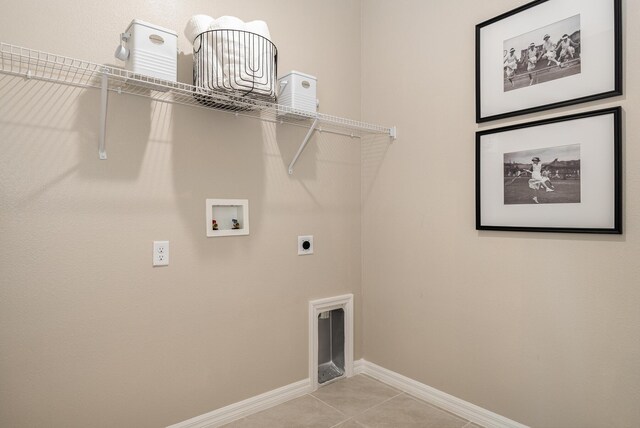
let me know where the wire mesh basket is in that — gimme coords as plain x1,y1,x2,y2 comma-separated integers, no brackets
192,29,277,109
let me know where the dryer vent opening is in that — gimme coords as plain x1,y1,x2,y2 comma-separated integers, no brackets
317,308,345,384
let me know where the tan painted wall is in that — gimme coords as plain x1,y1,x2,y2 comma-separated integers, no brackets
0,1,362,426
3,1,639,427
361,1,639,427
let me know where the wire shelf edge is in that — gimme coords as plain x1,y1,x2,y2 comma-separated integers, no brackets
0,42,395,139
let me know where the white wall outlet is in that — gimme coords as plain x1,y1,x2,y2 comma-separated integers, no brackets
298,235,314,255
153,241,169,266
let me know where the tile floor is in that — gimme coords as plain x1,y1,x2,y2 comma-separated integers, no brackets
223,375,484,427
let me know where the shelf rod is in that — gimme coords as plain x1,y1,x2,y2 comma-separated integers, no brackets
98,69,108,160
288,118,319,175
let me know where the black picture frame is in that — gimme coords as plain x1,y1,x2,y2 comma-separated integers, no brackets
476,0,623,123
476,107,622,234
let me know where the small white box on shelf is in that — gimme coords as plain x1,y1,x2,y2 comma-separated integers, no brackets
123,19,177,82
206,199,249,237
278,71,317,117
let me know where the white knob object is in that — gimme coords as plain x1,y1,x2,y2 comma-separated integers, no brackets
114,45,129,61
114,32,130,61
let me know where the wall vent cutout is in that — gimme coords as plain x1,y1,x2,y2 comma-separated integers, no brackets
309,294,353,390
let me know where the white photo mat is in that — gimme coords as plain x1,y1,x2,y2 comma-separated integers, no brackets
477,0,619,121
477,109,619,232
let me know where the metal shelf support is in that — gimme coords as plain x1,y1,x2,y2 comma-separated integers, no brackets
98,68,109,160
288,118,319,175
390,126,397,140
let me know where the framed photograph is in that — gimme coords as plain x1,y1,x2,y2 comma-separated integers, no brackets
476,107,621,234
476,0,622,123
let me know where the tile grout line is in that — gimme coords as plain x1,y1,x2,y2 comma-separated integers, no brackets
323,392,406,427
321,392,405,428
347,390,406,420
309,379,405,426
224,376,476,428
328,418,368,428
328,417,353,428
364,374,487,427
307,393,349,418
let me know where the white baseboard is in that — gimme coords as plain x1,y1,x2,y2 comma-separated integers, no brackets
357,359,528,428
169,360,527,428
353,359,366,375
167,379,312,428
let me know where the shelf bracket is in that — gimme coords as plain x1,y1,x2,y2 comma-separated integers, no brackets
288,118,319,175
390,126,397,141
98,68,109,160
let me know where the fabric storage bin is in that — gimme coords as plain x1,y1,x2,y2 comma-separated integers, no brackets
277,71,317,115
123,19,177,82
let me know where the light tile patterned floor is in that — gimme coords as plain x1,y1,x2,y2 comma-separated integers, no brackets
222,375,484,428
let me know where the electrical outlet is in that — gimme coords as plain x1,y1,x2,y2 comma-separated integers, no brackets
153,241,169,266
298,235,314,255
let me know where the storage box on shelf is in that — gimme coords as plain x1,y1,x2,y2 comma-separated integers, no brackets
278,71,318,117
192,29,278,107
118,19,178,82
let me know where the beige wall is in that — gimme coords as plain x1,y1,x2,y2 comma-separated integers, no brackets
0,1,362,426
361,1,639,427
2,1,639,427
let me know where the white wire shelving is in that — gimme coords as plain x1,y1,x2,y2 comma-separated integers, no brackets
0,43,396,173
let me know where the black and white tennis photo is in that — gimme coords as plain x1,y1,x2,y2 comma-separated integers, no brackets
503,14,581,92
504,144,581,205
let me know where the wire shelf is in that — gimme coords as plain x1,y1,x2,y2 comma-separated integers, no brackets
0,42,395,138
